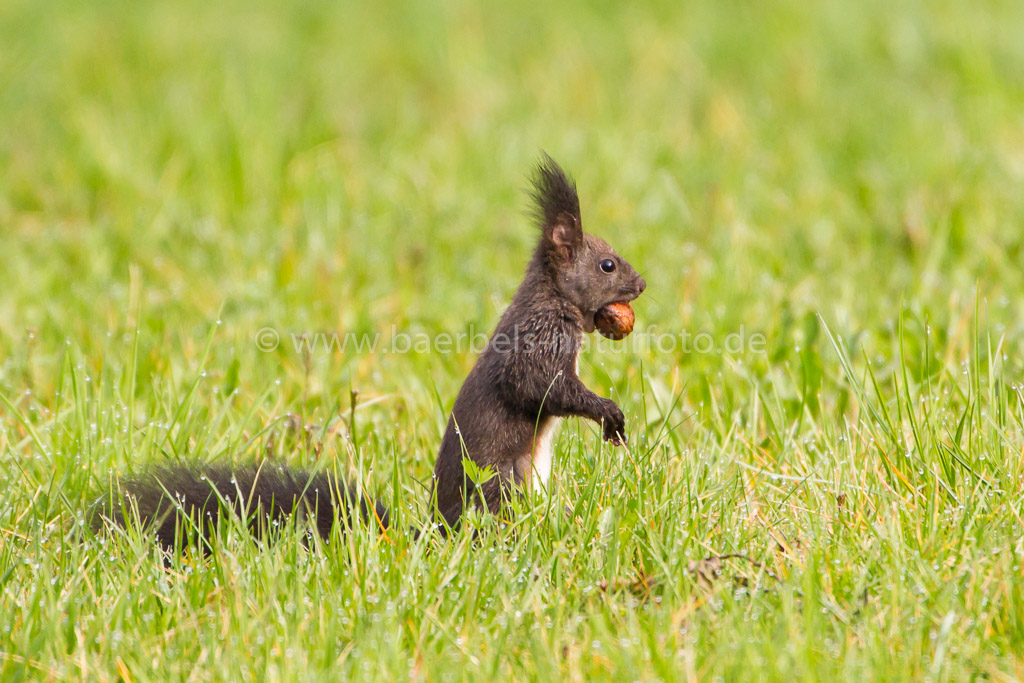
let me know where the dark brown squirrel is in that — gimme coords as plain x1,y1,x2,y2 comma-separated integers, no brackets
432,156,646,529
97,156,645,547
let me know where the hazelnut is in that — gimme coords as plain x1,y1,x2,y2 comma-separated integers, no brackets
594,302,635,340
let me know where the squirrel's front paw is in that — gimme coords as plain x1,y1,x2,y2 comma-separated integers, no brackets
601,401,626,446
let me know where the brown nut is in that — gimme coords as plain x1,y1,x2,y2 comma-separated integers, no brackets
594,302,635,340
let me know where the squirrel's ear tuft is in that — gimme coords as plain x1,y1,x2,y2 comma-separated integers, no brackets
531,153,582,260
531,154,581,230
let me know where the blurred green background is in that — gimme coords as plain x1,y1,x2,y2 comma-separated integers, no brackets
2,0,1024,679
4,0,1024,396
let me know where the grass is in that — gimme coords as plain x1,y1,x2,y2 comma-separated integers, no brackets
2,0,1024,679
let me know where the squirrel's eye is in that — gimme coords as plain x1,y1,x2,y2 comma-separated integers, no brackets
600,259,616,273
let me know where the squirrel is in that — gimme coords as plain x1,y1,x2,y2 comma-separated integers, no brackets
432,156,646,529
97,155,646,547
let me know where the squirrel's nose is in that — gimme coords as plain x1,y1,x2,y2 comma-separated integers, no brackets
637,277,647,294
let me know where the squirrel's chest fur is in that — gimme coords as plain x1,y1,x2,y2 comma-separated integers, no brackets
515,340,580,489
516,417,558,489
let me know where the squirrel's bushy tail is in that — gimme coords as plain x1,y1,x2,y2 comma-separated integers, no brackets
94,463,390,550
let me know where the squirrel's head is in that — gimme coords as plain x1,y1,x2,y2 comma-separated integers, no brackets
531,155,646,332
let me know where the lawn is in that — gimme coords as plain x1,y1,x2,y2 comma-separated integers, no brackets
2,0,1024,679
